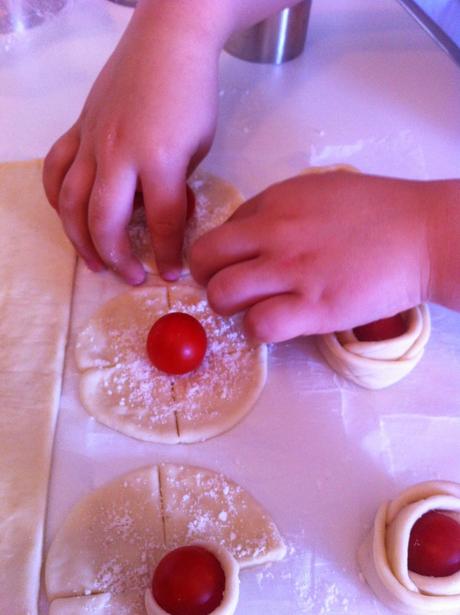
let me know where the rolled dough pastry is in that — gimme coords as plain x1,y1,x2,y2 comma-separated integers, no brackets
358,480,460,613
46,463,286,614
129,170,243,275
75,282,267,443
0,160,75,615
144,541,240,615
316,305,431,389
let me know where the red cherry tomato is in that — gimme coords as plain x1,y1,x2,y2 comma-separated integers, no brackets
186,184,196,220
353,313,406,342
152,546,226,615
147,312,207,375
408,510,460,577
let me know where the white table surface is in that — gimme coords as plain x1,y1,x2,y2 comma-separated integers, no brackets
2,1,460,613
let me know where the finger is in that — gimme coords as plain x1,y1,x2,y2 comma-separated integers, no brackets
88,164,145,285
141,167,187,281
206,257,288,316
227,195,260,222
58,156,105,272
43,125,80,211
244,294,314,343
189,218,260,286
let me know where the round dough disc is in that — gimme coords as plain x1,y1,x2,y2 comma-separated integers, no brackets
75,283,267,443
46,463,287,613
128,170,243,275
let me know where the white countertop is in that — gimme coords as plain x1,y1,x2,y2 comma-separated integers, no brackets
2,1,460,613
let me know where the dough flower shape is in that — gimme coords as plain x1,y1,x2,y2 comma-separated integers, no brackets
358,481,460,614
316,305,431,389
46,464,286,614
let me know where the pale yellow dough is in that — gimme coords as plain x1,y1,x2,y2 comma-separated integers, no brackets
0,160,75,615
317,305,431,389
46,464,286,614
358,481,460,614
128,170,243,275
75,282,267,443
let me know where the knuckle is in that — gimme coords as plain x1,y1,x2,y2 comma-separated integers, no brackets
207,277,229,314
89,209,110,242
58,183,78,216
145,142,177,170
244,309,272,343
93,120,134,161
46,136,69,163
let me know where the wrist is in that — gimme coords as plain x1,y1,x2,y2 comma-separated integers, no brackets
426,179,460,309
134,0,305,46
134,0,235,52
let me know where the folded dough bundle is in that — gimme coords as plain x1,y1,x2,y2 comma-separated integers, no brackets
358,480,460,614
316,305,431,389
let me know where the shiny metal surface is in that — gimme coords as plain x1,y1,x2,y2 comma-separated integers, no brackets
0,0,67,33
397,0,460,65
225,1,311,64
107,0,136,5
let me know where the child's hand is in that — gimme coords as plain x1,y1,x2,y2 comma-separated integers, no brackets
190,171,433,342
43,1,225,283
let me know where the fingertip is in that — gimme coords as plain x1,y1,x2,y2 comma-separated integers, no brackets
128,269,146,286
84,259,107,273
159,266,182,283
121,259,146,286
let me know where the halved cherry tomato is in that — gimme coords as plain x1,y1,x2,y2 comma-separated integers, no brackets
353,313,406,342
408,510,460,577
147,312,207,375
152,545,226,615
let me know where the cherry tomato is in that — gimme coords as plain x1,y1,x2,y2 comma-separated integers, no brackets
147,312,207,375
152,545,226,615
353,313,406,342
186,184,196,220
408,510,460,577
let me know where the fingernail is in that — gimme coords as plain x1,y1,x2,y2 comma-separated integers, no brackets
161,269,181,282
128,267,146,286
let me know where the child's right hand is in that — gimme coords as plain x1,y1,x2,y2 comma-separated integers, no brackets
190,171,439,342
43,1,226,283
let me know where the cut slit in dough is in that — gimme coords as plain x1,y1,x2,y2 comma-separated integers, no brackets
46,463,286,614
75,283,267,443
128,170,243,276
316,305,431,389
358,480,460,614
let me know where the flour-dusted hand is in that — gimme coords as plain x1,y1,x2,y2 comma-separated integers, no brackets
43,1,226,283
190,171,460,343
